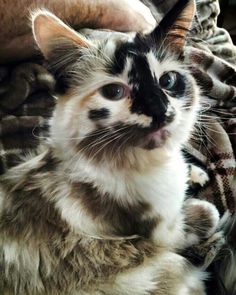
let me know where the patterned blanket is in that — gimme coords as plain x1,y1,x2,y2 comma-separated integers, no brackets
0,0,235,216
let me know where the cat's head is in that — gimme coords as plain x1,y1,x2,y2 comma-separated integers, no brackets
32,0,199,167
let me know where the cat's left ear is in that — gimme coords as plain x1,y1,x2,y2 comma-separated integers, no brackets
32,10,92,59
149,0,196,50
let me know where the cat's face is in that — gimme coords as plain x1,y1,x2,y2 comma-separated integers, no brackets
33,0,198,164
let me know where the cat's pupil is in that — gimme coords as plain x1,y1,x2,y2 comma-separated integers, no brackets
159,72,177,91
100,83,125,100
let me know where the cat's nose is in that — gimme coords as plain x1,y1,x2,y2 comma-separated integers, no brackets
146,97,169,125
152,109,175,129
131,88,170,124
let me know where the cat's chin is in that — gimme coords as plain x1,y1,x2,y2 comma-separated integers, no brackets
139,128,170,150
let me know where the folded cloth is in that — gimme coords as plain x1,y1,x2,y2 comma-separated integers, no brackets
0,0,235,214
186,0,236,215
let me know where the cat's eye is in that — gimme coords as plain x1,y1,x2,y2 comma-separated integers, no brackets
99,83,127,100
159,72,179,91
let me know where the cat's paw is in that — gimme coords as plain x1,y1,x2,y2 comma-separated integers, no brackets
188,164,209,187
0,63,55,110
184,198,220,246
182,231,225,269
202,231,225,269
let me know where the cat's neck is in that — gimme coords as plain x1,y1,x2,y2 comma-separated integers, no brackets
2,144,187,247
64,147,183,193
55,145,188,246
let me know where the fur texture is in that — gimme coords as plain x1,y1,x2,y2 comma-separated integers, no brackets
206,213,236,295
0,1,222,294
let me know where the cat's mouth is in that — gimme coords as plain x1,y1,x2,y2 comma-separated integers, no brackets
78,123,172,160
139,127,170,150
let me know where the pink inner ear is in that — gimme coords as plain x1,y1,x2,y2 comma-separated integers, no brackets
33,12,90,57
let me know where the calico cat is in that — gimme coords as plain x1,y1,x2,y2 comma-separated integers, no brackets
0,0,221,294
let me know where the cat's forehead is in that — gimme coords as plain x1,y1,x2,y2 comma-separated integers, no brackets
107,38,182,78
77,29,137,68
82,29,181,76
71,28,185,95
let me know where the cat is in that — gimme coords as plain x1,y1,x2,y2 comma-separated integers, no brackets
0,0,221,294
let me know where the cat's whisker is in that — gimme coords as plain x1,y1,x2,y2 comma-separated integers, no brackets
197,120,223,126
114,133,133,164
32,126,112,141
34,122,132,142
197,114,233,122
200,112,232,118
203,126,236,136
77,133,114,157
196,120,235,137
87,125,133,161
209,109,234,117
193,123,217,151
197,116,219,121
78,125,131,160
87,132,125,164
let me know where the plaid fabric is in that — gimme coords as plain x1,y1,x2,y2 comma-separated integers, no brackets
0,63,55,173
186,0,236,215
0,0,235,214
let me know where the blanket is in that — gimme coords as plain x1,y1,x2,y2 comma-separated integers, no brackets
0,0,235,215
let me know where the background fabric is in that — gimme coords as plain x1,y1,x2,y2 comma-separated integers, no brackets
187,0,236,215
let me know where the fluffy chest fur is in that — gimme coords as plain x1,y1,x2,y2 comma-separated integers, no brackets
51,148,188,247
0,148,198,295
0,148,183,294
0,145,187,241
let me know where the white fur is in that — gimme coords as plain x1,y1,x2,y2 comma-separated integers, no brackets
110,253,206,295
54,185,107,238
53,148,189,248
185,198,220,237
1,240,45,292
189,164,209,186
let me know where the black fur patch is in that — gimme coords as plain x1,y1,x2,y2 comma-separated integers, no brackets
75,181,160,238
128,55,169,128
108,34,152,76
88,108,110,121
109,42,143,75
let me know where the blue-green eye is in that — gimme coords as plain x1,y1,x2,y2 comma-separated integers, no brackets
159,72,178,91
99,83,128,100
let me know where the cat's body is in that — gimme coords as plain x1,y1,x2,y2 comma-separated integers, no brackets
0,1,221,294
0,145,206,295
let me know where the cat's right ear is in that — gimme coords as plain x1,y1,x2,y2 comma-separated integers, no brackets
148,0,195,51
32,10,92,59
